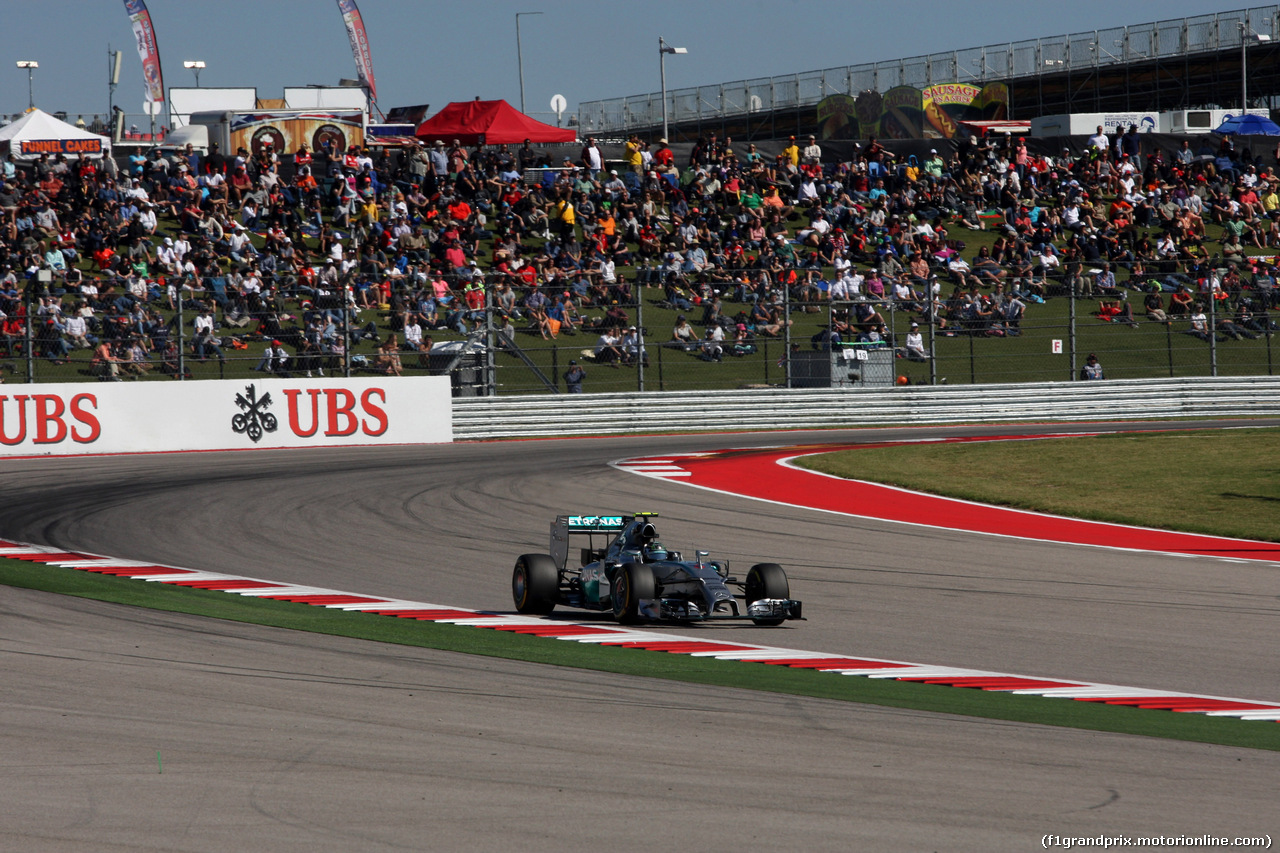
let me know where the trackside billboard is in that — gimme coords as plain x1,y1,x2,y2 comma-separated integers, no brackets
0,377,451,457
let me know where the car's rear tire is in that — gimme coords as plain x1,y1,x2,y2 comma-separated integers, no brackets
513,554,559,615
745,563,789,626
612,562,655,624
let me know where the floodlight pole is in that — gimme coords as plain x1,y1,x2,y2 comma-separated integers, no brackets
1243,23,1250,112
659,37,687,143
16,61,37,110
1240,23,1272,112
516,12,543,114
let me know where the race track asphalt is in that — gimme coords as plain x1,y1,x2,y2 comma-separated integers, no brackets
2,419,1278,851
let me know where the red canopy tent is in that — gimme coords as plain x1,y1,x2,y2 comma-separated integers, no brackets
414,99,576,145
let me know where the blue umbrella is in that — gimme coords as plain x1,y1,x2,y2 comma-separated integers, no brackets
1213,113,1280,135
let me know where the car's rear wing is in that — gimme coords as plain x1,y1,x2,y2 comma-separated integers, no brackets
550,513,656,570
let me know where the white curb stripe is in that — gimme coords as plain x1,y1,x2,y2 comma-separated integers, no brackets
6,540,1277,724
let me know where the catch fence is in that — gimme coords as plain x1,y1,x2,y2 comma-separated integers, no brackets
5,268,1277,393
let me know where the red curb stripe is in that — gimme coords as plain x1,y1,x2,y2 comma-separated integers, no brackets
8,539,1280,723
621,443,1280,562
909,677,1085,690
1079,697,1279,712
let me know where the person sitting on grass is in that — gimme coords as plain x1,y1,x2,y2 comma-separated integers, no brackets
1096,298,1139,328
1144,291,1169,323
1168,286,1195,318
373,333,403,376
670,315,700,352
701,323,725,362
1186,304,1212,342
402,313,433,367
898,322,930,362
594,326,623,367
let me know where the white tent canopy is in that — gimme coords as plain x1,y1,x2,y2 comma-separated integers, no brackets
0,108,112,161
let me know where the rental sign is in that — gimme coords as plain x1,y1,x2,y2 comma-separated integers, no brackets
0,377,451,456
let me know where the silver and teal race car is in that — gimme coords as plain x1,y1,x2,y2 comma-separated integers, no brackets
512,513,803,625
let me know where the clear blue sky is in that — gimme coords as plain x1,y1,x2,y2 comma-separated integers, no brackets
1,0,1259,123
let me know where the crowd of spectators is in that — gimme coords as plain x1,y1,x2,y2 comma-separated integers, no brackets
2,118,1279,385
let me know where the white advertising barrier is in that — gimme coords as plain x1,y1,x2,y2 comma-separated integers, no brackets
0,376,452,457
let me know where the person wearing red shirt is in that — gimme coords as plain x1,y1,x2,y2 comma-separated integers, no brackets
653,139,675,172
1238,186,1262,220
448,198,472,224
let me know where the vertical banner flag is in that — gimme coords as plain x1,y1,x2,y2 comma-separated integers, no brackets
336,0,378,102
123,0,165,106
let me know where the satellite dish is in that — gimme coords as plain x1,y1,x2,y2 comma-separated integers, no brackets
550,93,567,118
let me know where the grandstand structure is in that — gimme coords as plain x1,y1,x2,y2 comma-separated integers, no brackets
579,6,1280,141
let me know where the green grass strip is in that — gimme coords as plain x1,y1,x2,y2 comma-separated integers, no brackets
4,557,1278,752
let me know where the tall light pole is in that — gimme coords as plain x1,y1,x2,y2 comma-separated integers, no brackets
183,60,206,87
515,11,543,114
16,61,38,110
659,37,686,143
1240,22,1272,113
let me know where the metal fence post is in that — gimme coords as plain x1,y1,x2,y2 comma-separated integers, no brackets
1209,292,1218,377
24,290,34,384
968,326,976,385
928,312,937,386
657,339,665,391
636,289,645,392
485,285,495,396
783,287,792,388
177,292,185,380
343,285,352,378
1068,290,1077,380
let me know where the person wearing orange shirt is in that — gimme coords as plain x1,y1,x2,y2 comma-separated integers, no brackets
597,206,616,239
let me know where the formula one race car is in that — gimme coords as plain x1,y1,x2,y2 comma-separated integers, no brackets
511,513,803,625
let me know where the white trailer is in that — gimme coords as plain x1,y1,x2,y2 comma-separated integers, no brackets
1030,112,1160,138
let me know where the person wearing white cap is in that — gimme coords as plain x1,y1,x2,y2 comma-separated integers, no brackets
802,134,822,173
924,148,946,182
899,322,929,362
619,325,648,367
156,235,177,274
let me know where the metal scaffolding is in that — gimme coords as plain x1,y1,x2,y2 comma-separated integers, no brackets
579,6,1280,141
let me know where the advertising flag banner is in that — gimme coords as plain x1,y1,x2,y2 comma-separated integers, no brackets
336,0,378,102
123,0,165,106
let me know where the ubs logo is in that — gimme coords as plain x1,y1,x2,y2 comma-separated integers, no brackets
231,384,278,443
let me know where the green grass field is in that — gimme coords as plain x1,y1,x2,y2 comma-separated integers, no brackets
3,553,1278,751
798,427,1280,541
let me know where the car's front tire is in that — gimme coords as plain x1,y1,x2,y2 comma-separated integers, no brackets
745,563,790,626
611,562,655,624
513,554,559,615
